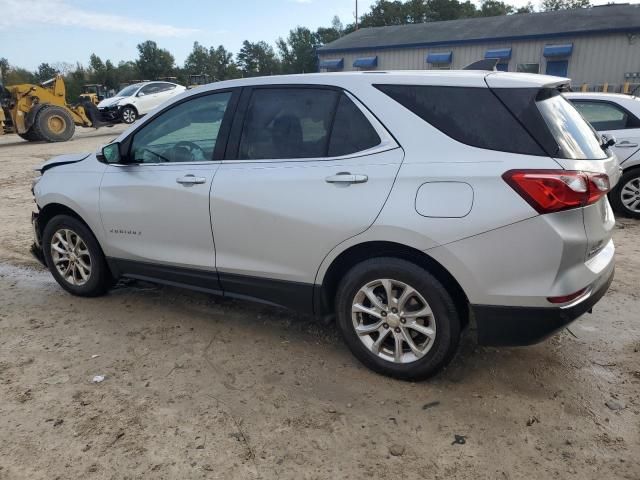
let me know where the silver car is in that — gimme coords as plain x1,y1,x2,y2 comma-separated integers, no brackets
31,72,619,380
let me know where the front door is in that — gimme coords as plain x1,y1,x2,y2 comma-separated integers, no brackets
100,90,236,289
545,60,568,77
211,86,404,311
571,99,640,162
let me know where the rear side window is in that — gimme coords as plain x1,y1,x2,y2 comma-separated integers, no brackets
571,100,640,131
328,94,381,157
536,92,607,160
239,88,338,160
374,84,544,156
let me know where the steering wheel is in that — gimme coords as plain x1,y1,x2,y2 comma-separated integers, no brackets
173,141,206,162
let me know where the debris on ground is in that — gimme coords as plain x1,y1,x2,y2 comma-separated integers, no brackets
422,401,440,410
452,434,467,445
605,400,625,411
389,444,405,456
91,375,106,383
526,416,540,426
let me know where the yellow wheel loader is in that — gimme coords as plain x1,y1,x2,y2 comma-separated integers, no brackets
0,75,102,142
79,84,109,106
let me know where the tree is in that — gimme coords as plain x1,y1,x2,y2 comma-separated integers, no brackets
515,2,535,13
360,1,409,27
183,42,240,81
0,58,9,83
277,27,319,74
236,40,280,77
317,16,344,46
135,40,175,80
479,0,514,16
35,63,58,82
540,0,590,11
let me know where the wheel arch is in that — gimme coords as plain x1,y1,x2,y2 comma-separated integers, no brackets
315,240,470,327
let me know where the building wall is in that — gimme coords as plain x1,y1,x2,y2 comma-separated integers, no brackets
319,33,640,87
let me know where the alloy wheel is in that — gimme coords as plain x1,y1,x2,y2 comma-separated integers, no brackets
122,108,135,124
50,228,92,286
620,177,640,213
351,278,436,364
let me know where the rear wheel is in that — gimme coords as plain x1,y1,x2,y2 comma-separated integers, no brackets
120,106,137,124
18,128,43,142
42,215,112,297
335,257,461,380
610,168,640,219
33,105,75,142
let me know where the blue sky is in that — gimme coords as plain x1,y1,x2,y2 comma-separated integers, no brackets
1,0,376,70
1,0,637,71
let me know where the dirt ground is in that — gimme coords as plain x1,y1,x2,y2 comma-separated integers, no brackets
0,127,639,480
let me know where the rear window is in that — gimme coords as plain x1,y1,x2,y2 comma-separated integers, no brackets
374,84,544,156
536,92,607,160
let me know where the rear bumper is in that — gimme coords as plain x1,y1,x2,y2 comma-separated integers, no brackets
471,267,614,346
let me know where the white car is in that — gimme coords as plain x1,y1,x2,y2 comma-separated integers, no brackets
97,81,186,124
565,92,640,218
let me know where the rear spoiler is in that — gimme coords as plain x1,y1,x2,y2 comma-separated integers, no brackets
463,59,499,71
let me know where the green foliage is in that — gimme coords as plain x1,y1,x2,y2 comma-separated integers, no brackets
541,0,591,11
184,42,240,82
236,40,280,77
135,40,175,81
35,63,58,82
277,27,320,74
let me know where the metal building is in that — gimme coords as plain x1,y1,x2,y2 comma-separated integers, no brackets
318,4,640,91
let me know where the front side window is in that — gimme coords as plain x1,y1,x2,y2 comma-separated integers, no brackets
536,92,607,160
130,91,232,163
571,100,636,131
140,83,163,95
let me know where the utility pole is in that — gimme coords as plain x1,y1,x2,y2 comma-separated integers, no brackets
356,0,359,30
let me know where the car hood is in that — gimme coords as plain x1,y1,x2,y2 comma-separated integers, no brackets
98,96,127,108
38,152,91,173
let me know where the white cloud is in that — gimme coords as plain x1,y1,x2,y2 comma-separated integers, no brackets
0,0,199,37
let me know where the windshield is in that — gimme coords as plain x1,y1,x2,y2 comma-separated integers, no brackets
537,92,607,160
115,84,141,97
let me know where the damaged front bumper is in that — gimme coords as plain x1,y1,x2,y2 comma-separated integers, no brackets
31,211,46,266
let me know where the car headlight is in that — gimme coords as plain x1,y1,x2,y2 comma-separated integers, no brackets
31,174,41,198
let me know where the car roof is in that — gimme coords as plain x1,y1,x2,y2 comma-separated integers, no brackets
192,70,568,93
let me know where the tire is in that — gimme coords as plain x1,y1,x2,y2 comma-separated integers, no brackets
335,257,461,380
609,168,640,219
32,105,75,142
42,214,112,297
18,128,43,142
120,106,137,124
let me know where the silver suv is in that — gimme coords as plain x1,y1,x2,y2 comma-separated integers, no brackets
31,72,619,379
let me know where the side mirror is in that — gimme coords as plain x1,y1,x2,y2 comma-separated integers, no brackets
137,91,145,97
97,142,122,164
601,134,617,149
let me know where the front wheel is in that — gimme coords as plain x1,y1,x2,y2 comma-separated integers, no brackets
42,215,112,297
610,169,640,219
335,258,461,380
120,106,137,124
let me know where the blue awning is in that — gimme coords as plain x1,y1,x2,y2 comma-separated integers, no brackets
426,52,452,64
319,58,344,69
485,48,512,60
543,44,573,58
353,56,378,68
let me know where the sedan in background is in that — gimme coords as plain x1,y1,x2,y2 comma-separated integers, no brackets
566,92,640,218
98,81,186,125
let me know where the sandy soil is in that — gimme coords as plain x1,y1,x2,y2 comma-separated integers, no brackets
0,128,639,480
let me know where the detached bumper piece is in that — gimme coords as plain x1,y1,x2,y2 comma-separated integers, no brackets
472,268,614,346
98,106,121,122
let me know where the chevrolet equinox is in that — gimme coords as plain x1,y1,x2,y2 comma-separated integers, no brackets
31,72,619,379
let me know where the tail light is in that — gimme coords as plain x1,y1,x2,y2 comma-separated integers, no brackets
503,170,610,214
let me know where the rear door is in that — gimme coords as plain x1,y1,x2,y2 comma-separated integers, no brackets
570,99,640,163
210,86,403,310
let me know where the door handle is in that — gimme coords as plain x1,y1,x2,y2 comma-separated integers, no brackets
616,141,639,148
176,175,207,185
325,172,368,184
